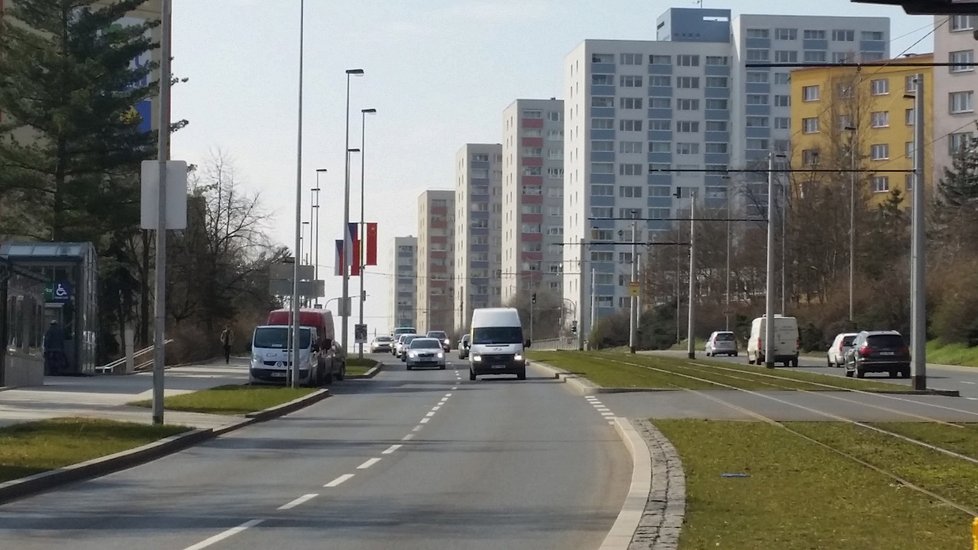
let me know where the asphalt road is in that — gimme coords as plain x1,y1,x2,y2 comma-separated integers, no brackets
0,355,630,550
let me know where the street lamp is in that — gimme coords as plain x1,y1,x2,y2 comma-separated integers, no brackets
341,68,364,357
314,168,326,303
766,152,787,369
845,125,857,326
357,108,377,359
288,0,308,389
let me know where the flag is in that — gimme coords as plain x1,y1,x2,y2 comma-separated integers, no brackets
351,238,361,276
345,222,358,273
334,240,344,276
366,222,378,266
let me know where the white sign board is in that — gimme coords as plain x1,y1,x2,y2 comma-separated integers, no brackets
141,160,188,230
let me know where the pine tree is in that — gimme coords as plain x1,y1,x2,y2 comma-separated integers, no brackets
937,124,978,208
0,0,159,241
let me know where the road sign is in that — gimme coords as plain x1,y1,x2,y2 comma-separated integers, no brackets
140,160,188,229
628,281,641,297
44,281,73,303
355,324,367,344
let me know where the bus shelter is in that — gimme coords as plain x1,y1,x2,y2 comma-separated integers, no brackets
0,242,98,376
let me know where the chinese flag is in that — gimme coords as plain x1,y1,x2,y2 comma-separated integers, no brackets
351,238,361,276
366,222,378,266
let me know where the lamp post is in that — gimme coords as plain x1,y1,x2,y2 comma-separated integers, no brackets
341,68,364,357
287,0,307,389
845,125,857,326
765,152,786,369
629,212,638,354
357,108,377,359
687,191,696,359
313,171,324,304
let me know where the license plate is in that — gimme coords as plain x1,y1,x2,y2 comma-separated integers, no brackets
270,371,287,377
879,351,894,356
491,364,506,369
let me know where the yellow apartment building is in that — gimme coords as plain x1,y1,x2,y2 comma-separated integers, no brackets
790,54,933,207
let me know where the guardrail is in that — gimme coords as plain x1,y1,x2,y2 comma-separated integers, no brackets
94,339,173,375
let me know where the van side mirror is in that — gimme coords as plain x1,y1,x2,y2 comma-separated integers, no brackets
464,341,470,349
525,339,532,348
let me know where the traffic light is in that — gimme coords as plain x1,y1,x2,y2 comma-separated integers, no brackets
531,293,537,304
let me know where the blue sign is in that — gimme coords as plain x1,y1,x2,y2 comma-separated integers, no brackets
46,281,73,303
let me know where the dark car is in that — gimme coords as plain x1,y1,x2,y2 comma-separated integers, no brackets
844,330,910,379
458,334,470,359
426,330,451,352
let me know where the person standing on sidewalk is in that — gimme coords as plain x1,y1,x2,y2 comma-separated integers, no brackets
43,320,66,374
220,324,234,364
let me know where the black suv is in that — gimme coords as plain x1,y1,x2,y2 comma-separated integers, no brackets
844,330,910,379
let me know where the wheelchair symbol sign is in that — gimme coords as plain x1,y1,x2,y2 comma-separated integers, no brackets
45,282,73,303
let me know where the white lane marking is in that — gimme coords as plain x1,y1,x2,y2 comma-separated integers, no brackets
183,519,264,550
278,493,318,510
357,458,381,470
413,425,423,431
445,393,453,397
425,411,436,417
401,433,415,441
968,397,978,401
382,444,402,455
608,421,616,425
420,418,430,424
594,407,610,412
324,474,354,488
601,412,616,417
962,381,975,385
431,406,441,411
440,398,449,403
452,386,458,390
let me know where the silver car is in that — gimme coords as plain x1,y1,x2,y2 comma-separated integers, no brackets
405,338,447,370
705,331,738,357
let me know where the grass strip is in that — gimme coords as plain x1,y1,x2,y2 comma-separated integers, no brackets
0,418,189,483
654,419,972,550
926,339,978,368
528,351,717,389
345,357,378,376
129,385,316,415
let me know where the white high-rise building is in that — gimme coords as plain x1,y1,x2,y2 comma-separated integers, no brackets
933,14,978,187
454,143,502,333
563,7,890,338
417,190,455,333
389,236,417,331
501,98,565,306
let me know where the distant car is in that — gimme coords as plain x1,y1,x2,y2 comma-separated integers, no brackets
427,330,451,352
405,337,447,370
705,331,738,357
826,332,858,368
370,335,393,354
394,334,417,358
398,335,421,361
458,334,470,359
844,330,910,379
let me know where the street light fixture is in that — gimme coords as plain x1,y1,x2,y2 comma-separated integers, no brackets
313,168,325,304
341,68,364,355
845,125,858,326
357,108,377,359
288,0,308,389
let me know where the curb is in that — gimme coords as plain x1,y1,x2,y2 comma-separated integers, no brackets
863,388,960,397
349,364,384,379
0,388,331,505
529,360,600,395
598,418,652,550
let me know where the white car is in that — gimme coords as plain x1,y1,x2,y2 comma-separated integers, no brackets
404,338,446,370
396,334,419,359
705,331,738,357
827,332,859,368
370,335,393,353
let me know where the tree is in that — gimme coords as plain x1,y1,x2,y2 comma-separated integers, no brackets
0,0,159,241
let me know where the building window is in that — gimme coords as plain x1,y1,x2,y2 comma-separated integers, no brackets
676,142,700,155
803,29,826,40
619,164,643,176
650,75,671,87
774,117,790,129
523,109,542,119
706,120,728,131
950,50,975,73
775,50,798,63
705,56,728,65
651,186,671,197
804,50,827,63
746,28,770,39
592,53,614,63
677,54,700,66
905,75,918,93
905,108,915,126
870,144,889,160
706,98,728,110
650,98,671,109
905,141,914,158
547,111,560,121
676,121,700,133
649,142,671,153
872,176,889,193
871,78,889,95
802,117,819,133
861,31,884,40
677,98,700,110
746,94,769,105
677,76,700,89
871,111,889,128
620,75,643,87
592,74,613,86
592,140,614,152
775,28,797,40
950,91,975,114
650,54,671,65
648,208,670,220
832,29,855,41
620,53,642,65
591,184,614,196
619,119,643,131
802,149,819,166
746,49,769,62
706,76,728,88
620,97,643,109
705,142,728,153
949,131,974,154
591,96,614,108
746,138,769,150
905,173,913,192
619,141,643,154
591,163,614,174
838,114,853,129
650,120,671,130
774,73,790,85
618,185,642,197
833,52,854,63
802,85,820,101
592,118,614,129
746,71,769,83
774,95,790,107
950,15,975,32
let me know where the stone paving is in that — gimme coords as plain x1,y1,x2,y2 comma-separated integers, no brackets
628,419,686,550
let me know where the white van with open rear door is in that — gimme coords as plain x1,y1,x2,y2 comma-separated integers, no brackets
468,307,529,381
746,315,799,367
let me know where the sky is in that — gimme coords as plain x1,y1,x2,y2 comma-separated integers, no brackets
169,0,935,341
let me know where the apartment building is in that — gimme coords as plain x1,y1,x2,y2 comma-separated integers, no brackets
453,144,502,333
416,190,455,334
501,99,565,305
933,14,978,187
389,236,417,331
563,7,891,336
790,55,933,204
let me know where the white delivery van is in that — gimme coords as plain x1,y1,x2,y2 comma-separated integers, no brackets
468,307,529,381
746,315,799,367
249,325,327,385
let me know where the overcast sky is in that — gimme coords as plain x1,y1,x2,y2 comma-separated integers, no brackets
169,0,934,338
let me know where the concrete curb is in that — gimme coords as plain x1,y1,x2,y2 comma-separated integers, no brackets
598,418,652,550
529,360,600,395
0,388,332,505
630,419,686,550
349,364,384,379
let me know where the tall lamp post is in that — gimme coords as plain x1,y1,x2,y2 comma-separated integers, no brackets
341,68,365,355
845,125,857,326
765,152,786,368
313,170,324,304
357,108,377,359
288,0,307,389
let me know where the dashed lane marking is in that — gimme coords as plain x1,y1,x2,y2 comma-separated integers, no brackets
324,474,354,488
183,519,264,550
382,444,402,455
278,493,318,510
357,458,381,470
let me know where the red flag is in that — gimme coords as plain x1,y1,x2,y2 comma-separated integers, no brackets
351,238,361,276
366,222,378,266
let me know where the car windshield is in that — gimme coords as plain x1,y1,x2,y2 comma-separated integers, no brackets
410,339,441,349
472,326,523,345
253,327,311,349
376,336,392,342
715,333,735,341
842,335,856,346
867,334,904,348
402,335,419,345
427,331,447,339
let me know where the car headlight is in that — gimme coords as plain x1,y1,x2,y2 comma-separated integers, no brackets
514,354,523,361
437,352,444,358
444,339,450,345
472,354,482,362
408,351,418,358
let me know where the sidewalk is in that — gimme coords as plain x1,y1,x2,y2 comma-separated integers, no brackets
0,357,251,430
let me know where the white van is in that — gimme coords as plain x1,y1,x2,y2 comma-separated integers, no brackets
249,325,326,385
746,315,799,367
468,307,529,381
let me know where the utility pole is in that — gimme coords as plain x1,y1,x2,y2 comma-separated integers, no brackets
780,180,787,315
687,192,696,359
848,127,857,326
765,152,780,369
910,74,927,390
589,266,596,349
725,185,732,331
578,237,586,351
629,217,638,354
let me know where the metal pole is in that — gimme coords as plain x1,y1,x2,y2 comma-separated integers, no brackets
725,196,731,331
530,297,534,343
578,238,585,351
687,193,696,359
358,111,366,359
849,133,856,325
911,74,927,390
315,168,326,306
765,153,777,369
780,182,786,315
629,220,638,353
289,0,305,389
589,267,596,347
152,0,172,425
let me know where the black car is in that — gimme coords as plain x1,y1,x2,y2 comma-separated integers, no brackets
844,330,910,379
426,330,451,352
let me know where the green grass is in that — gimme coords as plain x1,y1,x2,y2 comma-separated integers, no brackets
926,339,978,367
668,337,705,351
129,385,316,415
0,418,189,483
655,419,973,550
345,357,379,376
528,350,905,392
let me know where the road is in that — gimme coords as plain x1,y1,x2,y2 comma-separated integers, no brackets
0,356,630,550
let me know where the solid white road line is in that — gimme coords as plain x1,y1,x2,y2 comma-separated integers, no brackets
401,433,415,441
968,397,978,401
382,444,402,454
183,519,264,550
278,493,318,510
324,474,355,488
962,381,976,385
357,458,382,470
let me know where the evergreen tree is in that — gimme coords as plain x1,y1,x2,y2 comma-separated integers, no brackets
0,0,159,241
937,125,978,208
